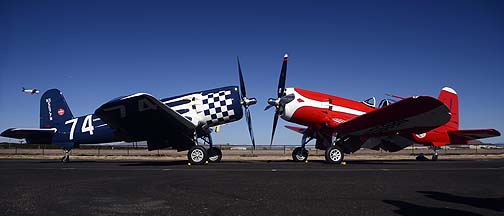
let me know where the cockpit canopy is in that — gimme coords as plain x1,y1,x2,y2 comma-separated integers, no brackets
362,97,376,108
361,97,394,108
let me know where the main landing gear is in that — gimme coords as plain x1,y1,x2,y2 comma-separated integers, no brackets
291,135,312,162
291,135,345,164
324,145,344,164
61,149,71,163
292,147,308,162
187,134,222,165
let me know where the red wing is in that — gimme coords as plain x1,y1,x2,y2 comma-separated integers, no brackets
448,129,501,140
285,125,307,134
335,96,451,137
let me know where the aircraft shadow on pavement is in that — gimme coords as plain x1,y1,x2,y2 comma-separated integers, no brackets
383,200,483,216
418,191,504,212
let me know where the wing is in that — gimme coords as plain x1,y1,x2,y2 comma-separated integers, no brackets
335,96,451,137
448,129,501,140
1,128,56,143
95,93,196,150
285,125,307,134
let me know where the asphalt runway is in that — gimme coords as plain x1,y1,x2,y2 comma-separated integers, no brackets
0,159,503,216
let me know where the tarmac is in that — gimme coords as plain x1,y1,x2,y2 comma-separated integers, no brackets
0,158,503,216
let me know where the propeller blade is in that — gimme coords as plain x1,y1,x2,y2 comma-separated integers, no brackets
245,108,255,149
279,94,295,106
264,105,274,111
277,54,288,98
237,57,247,98
270,110,280,146
237,57,255,149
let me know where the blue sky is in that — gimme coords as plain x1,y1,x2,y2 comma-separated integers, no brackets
1,0,503,145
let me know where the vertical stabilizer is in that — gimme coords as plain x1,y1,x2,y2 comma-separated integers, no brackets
40,89,74,129
437,87,459,131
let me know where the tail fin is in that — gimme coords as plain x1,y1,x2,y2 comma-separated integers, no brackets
40,89,74,129
437,87,459,131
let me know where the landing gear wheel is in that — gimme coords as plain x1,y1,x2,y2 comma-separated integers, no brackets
61,149,71,163
432,153,438,161
208,147,222,163
325,145,344,164
292,147,308,162
188,146,208,165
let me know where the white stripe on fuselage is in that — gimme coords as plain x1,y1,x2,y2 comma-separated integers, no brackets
282,88,366,121
162,94,202,126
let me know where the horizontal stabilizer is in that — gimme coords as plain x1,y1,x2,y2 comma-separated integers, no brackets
1,128,57,143
448,129,501,140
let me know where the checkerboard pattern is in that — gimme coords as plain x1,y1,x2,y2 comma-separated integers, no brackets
201,90,236,125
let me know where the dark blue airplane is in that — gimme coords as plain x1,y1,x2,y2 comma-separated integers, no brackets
1,58,256,164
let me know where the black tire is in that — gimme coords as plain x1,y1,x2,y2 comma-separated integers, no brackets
325,145,344,164
291,147,308,162
187,146,208,165
416,153,428,161
208,147,222,163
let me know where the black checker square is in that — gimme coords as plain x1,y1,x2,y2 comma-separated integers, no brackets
222,111,229,117
209,103,215,109
217,117,225,122
203,99,208,104
220,101,226,106
216,107,222,113
219,91,225,96
204,110,210,115
211,114,217,119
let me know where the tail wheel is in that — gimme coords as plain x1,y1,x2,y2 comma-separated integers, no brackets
188,146,208,165
61,155,70,163
432,153,438,161
292,147,308,162
208,147,222,163
325,145,344,164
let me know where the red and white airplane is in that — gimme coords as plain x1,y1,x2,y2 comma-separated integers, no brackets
267,54,501,163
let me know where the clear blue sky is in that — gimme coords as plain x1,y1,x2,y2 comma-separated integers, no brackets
1,0,503,145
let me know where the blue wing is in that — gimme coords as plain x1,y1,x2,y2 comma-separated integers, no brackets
95,93,197,151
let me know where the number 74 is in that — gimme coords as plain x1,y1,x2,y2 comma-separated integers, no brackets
64,115,94,140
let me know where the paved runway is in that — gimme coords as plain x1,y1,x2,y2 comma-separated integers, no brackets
0,159,503,216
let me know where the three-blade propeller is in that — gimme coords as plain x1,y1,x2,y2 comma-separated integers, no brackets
237,57,257,149
265,54,293,146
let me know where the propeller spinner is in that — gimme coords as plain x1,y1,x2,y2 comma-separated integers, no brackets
237,57,257,149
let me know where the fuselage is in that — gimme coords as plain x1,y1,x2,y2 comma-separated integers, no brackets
280,87,464,149
50,86,243,146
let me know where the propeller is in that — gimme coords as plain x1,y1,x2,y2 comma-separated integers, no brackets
266,54,292,146
237,57,257,149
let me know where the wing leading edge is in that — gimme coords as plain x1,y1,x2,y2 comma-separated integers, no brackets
95,93,196,151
